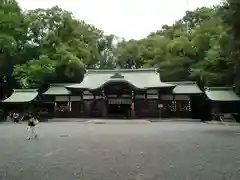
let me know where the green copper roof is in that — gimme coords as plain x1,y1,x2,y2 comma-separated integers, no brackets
44,84,72,95
67,68,175,90
2,89,38,103
205,87,240,101
170,81,202,94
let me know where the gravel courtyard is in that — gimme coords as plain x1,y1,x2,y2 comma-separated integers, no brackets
1,121,240,180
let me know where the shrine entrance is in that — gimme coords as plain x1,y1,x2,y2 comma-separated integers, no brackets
107,99,132,118
103,81,133,118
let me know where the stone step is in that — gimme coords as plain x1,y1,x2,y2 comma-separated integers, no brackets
85,119,151,124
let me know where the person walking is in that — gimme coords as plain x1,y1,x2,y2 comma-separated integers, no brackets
26,114,39,140
13,112,20,123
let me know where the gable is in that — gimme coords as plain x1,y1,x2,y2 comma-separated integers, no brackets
67,68,175,90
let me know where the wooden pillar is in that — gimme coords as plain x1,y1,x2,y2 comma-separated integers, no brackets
54,96,57,117
102,90,107,117
131,90,135,118
158,90,162,118
68,95,71,113
144,91,147,118
80,91,83,114
173,94,176,116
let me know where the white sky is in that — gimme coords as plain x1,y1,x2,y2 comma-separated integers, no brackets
17,0,222,40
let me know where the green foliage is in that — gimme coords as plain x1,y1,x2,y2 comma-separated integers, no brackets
0,2,240,93
116,6,236,87
0,0,24,55
0,0,27,97
13,55,55,88
12,6,111,88
223,0,240,91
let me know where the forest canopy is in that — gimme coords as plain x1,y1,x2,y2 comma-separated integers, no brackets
0,0,240,97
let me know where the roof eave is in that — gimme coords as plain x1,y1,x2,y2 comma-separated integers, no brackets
92,79,142,90
207,99,240,102
2,92,38,103
43,93,70,95
173,91,203,95
65,86,88,90
145,85,176,89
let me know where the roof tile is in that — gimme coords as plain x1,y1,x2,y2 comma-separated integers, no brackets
2,89,38,103
205,87,240,101
67,69,175,90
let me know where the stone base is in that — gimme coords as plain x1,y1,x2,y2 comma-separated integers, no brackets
85,119,151,124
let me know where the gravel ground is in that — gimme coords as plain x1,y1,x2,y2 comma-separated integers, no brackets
1,121,240,180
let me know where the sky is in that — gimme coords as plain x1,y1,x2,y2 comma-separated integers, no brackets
17,0,222,40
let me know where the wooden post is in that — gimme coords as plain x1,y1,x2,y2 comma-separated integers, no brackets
68,95,71,113
80,91,83,114
131,90,135,118
158,90,162,118
102,90,107,117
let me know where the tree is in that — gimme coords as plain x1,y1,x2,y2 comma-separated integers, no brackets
14,6,104,87
0,0,26,97
116,6,234,86
116,40,144,68
1,2,238,90
13,55,55,88
223,0,240,91
93,34,117,69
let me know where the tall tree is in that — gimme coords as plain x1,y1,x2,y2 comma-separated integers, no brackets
13,6,104,88
93,34,117,69
116,6,234,86
223,0,240,91
0,2,237,90
0,0,26,97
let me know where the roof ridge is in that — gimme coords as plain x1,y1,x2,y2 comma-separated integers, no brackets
86,68,157,74
205,87,234,91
